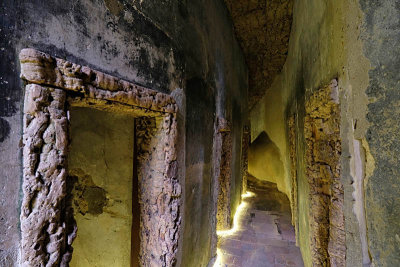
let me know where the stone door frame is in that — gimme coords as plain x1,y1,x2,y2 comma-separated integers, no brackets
214,117,232,231
19,48,181,267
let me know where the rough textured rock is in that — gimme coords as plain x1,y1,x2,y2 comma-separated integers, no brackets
249,0,400,266
304,80,345,266
136,115,181,267
241,125,250,194
214,117,233,231
288,115,298,238
21,84,75,266
19,49,177,114
1,1,248,266
224,0,294,108
20,49,181,267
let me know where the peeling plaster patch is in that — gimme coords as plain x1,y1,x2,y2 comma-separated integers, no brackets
69,170,108,216
350,139,371,265
361,139,375,184
104,0,124,16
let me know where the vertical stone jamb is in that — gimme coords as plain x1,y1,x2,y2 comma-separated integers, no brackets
304,79,345,266
241,125,250,194
288,115,298,237
21,84,76,266
215,117,232,231
136,114,181,267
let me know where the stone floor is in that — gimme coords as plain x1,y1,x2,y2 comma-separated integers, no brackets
216,177,304,267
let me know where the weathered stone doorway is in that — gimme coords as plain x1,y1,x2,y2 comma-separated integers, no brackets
19,48,181,267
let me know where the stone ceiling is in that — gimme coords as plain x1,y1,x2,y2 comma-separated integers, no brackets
224,0,294,108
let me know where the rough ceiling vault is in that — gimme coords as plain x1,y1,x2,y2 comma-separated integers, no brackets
224,0,294,108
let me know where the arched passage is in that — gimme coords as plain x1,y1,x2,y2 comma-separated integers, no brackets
248,131,285,187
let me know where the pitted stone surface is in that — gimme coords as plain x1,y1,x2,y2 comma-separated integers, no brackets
136,115,181,267
215,117,233,231
304,80,345,266
241,126,250,196
288,115,298,235
21,84,76,266
224,0,294,107
19,48,177,114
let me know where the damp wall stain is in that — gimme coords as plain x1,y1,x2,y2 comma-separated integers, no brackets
359,1,400,265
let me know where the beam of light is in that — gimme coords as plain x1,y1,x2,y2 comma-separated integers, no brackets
216,201,248,237
213,191,256,266
216,191,255,237
213,248,223,267
241,191,256,199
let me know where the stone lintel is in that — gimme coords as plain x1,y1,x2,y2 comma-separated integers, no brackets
19,48,177,114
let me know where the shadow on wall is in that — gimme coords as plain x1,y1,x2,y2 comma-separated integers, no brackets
248,131,284,186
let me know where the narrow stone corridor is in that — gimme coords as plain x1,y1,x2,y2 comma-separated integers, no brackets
215,176,304,267
2,1,400,266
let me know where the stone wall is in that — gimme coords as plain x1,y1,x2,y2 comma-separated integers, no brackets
288,115,298,238
241,126,250,194
287,80,345,267
250,0,400,266
0,1,248,266
304,80,344,266
358,1,400,265
17,48,182,267
248,131,285,188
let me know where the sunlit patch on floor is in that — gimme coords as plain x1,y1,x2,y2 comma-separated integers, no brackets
214,191,256,266
213,178,304,266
